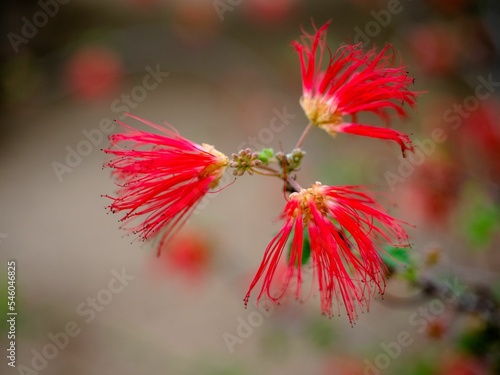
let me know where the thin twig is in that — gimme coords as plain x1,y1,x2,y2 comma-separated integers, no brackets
295,123,314,149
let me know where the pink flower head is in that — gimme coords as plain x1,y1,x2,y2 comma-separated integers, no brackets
292,21,417,156
103,113,229,255
245,182,409,324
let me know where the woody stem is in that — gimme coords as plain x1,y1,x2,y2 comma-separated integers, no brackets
286,176,302,193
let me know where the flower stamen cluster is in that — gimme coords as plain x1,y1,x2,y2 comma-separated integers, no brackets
292,21,418,156
300,96,342,127
245,182,409,324
291,182,329,223
103,114,229,254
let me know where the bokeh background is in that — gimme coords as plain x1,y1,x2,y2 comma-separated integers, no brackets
1,0,500,374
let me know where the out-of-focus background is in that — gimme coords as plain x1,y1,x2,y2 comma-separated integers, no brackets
1,0,500,374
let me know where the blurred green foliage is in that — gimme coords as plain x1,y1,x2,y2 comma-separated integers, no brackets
383,246,417,284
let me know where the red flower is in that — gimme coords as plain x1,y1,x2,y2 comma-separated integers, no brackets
245,182,409,324
65,45,123,100
437,352,488,375
103,113,229,254
292,21,417,156
406,157,461,226
152,228,213,283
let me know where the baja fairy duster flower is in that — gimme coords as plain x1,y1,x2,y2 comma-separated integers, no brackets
245,182,409,324
103,113,229,255
292,21,417,156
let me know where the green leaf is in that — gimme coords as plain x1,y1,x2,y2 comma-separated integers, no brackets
286,229,311,266
382,246,417,283
382,247,411,270
465,204,500,248
403,267,418,284
307,318,336,350
395,357,436,375
459,182,500,249
457,324,500,357
257,148,274,165
301,232,311,265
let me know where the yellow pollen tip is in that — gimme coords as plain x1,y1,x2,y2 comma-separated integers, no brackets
300,96,343,126
198,144,229,186
291,182,329,222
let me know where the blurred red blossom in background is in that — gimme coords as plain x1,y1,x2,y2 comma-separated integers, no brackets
65,45,123,100
151,228,213,283
437,352,489,375
402,156,462,227
243,0,298,24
